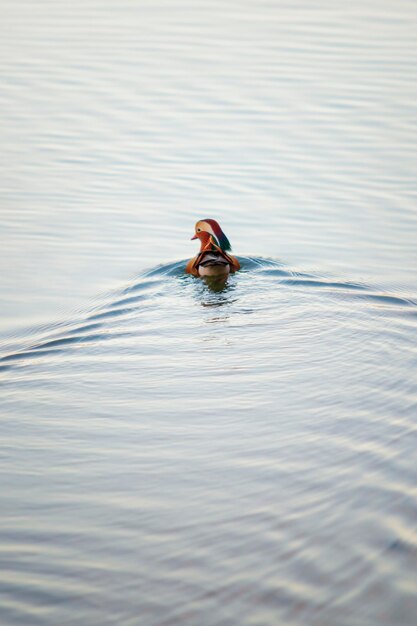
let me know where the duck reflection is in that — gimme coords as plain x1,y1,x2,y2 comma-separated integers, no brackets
199,275,237,306
202,274,230,295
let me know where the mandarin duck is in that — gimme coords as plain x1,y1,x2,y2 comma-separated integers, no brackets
185,219,241,278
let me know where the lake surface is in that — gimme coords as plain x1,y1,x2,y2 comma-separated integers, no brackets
1,1,417,625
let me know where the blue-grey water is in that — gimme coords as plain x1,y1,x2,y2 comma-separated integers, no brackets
1,1,417,625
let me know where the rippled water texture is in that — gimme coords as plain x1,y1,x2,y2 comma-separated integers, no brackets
1,1,417,625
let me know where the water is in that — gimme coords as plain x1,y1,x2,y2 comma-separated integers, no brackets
1,1,417,624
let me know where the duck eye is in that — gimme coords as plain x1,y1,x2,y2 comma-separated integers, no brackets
197,228,201,232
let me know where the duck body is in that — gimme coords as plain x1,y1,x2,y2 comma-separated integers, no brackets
185,219,240,278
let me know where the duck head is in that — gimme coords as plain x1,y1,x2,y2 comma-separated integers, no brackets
191,219,232,252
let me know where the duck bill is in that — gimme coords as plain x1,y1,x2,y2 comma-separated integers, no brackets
191,234,198,240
